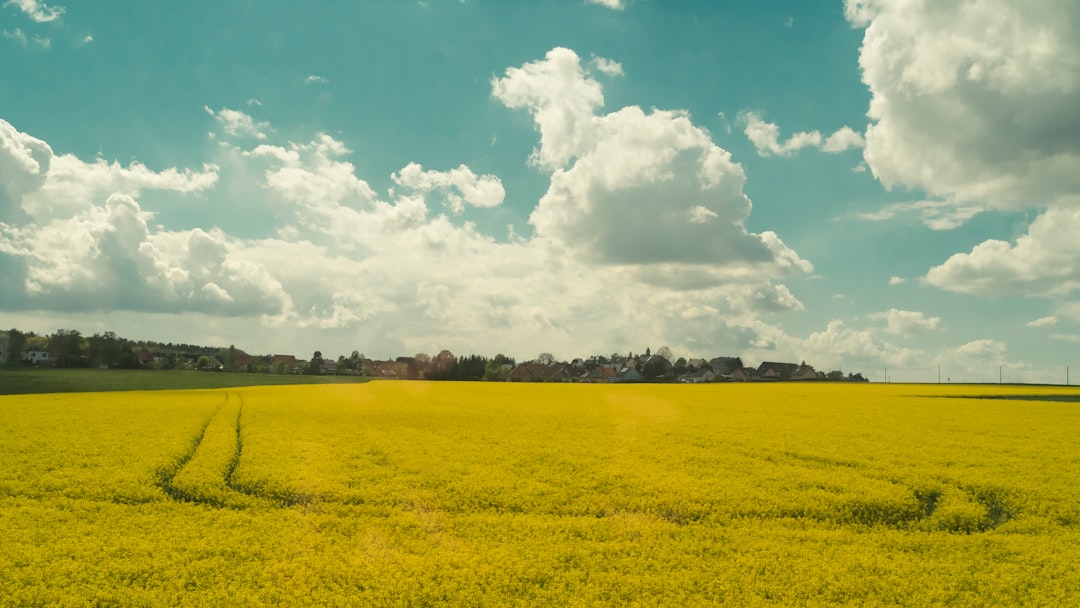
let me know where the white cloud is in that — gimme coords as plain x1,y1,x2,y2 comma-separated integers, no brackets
932,339,1018,383
585,0,624,9
853,200,983,231
949,339,1006,360
204,106,269,140
0,117,52,210
590,55,623,76
0,118,218,224
924,206,1080,297
391,163,505,212
5,0,64,23
244,134,378,226
493,48,812,276
0,193,292,316
868,308,943,337
847,0,1080,212
491,47,605,171
1027,316,1057,328
741,319,922,378
305,75,329,85
821,126,865,153
2,28,27,45
740,112,864,157
2,28,45,48
888,276,905,286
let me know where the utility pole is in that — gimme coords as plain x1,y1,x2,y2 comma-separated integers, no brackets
938,366,941,384
999,365,1002,384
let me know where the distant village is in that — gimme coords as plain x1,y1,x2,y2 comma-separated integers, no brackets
0,328,868,383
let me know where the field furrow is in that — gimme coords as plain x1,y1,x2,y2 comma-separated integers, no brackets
163,392,270,508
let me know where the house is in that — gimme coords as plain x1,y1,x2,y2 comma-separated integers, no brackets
615,367,642,382
507,362,572,382
709,357,744,376
372,360,402,378
756,361,800,381
268,354,298,373
791,363,822,381
730,367,757,382
579,366,618,383
679,369,716,384
233,354,252,370
686,358,708,370
23,348,49,366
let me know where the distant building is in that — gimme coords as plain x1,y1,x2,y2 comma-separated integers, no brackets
507,362,572,382
23,348,49,366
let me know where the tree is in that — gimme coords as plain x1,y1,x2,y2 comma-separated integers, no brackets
643,355,673,381
413,353,431,377
308,351,324,375
655,346,674,361
536,352,555,365
196,355,212,370
485,354,515,381
49,329,85,368
428,350,456,380
225,345,238,372
673,357,688,376
5,329,27,366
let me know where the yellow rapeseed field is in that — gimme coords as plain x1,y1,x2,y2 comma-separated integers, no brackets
1,382,1078,606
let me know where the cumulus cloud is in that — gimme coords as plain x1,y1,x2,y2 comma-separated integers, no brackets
491,47,605,171
868,308,944,337
391,162,505,212
740,112,864,157
0,193,292,316
590,55,623,76
1027,316,1057,328
741,319,922,377
205,106,269,140
2,118,218,224
5,0,64,23
494,48,812,275
888,276,905,286
245,134,377,215
924,206,1080,296
0,117,52,212
847,0,1080,212
586,0,624,9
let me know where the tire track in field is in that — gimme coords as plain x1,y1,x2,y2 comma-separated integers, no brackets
159,392,272,508
223,392,243,487
736,445,1019,532
154,395,226,502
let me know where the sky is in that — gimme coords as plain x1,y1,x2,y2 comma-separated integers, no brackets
2,0,1079,383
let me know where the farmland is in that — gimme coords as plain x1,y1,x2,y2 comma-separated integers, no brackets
1,382,1078,606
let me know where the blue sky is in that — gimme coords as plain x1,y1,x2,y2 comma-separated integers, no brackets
2,0,1078,382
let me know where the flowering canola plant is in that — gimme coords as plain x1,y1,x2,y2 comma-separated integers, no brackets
0,382,1078,606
